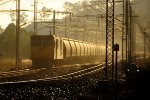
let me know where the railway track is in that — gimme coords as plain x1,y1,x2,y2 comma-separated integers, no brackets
0,63,101,79
0,68,47,78
0,56,138,82
51,63,105,80
0,58,129,83
0,63,105,84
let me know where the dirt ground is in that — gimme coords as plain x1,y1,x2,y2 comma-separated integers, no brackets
0,59,32,72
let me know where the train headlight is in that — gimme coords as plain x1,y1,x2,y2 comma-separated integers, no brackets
136,69,140,72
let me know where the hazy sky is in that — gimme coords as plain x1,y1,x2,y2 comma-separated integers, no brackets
0,0,81,29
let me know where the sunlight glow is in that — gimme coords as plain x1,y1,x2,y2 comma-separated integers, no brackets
0,0,80,29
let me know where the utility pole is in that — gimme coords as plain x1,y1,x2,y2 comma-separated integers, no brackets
143,28,146,64
16,0,20,70
65,16,67,37
53,10,55,35
34,0,37,35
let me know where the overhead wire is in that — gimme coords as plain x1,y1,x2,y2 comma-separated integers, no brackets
0,0,12,6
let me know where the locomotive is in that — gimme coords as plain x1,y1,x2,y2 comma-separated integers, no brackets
31,34,105,67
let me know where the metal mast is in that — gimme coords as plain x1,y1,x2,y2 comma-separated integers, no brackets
128,0,131,64
106,0,115,80
53,10,55,35
125,0,132,64
16,0,20,70
144,29,146,63
125,0,129,64
34,0,37,35
122,0,127,67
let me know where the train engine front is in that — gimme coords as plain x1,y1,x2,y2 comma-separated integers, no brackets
31,35,63,67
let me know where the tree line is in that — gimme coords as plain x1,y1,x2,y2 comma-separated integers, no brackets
0,23,34,59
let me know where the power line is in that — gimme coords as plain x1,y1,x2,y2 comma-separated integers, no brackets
0,0,12,6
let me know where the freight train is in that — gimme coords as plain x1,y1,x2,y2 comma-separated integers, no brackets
30,34,105,67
